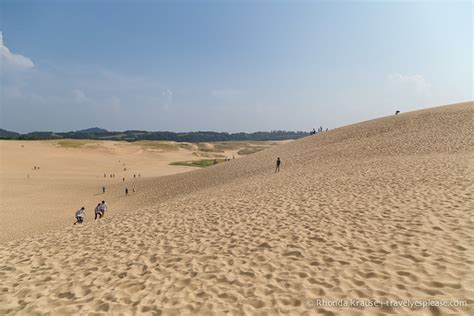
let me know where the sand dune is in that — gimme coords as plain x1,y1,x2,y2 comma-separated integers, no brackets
0,139,278,242
0,102,473,315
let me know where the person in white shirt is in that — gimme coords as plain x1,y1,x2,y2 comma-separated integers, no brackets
74,207,86,225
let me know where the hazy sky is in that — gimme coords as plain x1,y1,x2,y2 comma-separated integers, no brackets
1,0,472,133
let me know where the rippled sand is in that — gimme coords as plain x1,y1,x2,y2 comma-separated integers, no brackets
0,102,472,315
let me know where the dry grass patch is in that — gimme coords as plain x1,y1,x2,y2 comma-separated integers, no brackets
53,140,100,148
135,141,180,151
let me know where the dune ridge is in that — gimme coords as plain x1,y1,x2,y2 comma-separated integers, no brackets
0,101,473,315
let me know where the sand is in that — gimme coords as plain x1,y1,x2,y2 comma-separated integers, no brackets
0,101,473,315
0,139,278,242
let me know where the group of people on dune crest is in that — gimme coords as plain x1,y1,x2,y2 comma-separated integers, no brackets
310,126,328,135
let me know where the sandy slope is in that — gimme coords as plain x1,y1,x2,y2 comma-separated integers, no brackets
0,102,473,315
0,139,276,242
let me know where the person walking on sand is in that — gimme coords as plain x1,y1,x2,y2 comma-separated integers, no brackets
94,203,102,220
125,187,129,195
74,207,86,225
275,157,281,173
99,200,108,217
102,186,106,194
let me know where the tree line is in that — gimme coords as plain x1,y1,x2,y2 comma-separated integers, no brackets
0,128,308,142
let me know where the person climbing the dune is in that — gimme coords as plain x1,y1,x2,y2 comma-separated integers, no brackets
94,203,102,220
99,200,108,217
74,207,86,225
275,157,281,173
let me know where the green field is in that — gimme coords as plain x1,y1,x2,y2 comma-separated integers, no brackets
170,159,225,168
237,146,268,155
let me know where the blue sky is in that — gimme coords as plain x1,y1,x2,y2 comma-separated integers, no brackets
1,0,472,133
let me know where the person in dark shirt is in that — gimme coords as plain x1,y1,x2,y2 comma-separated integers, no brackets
95,203,102,220
275,157,281,173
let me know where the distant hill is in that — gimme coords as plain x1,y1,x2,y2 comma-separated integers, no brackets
20,131,61,140
0,128,20,139
0,128,308,142
76,127,109,134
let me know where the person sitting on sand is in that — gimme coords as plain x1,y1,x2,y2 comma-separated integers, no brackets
74,207,86,225
99,200,108,217
94,203,102,220
275,157,281,173
395,110,400,115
